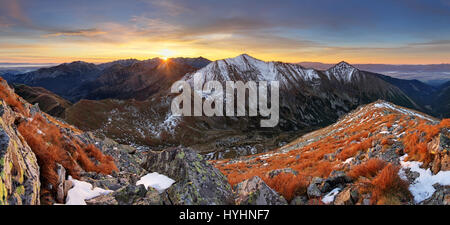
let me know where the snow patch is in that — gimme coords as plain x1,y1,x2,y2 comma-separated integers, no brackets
374,102,435,122
399,154,450,203
136,172,176,193
322,188,341,204
344,157,354,164
65,176,113,205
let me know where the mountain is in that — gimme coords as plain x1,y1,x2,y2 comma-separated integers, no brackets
65,54,420,158
299,62,450,86
213,100,450,204
3,61,103,101
171,56,211,69
97,59,140,70
4,57,210,103
12,83,72,118
375,74,438,113
433,81,450,118
70,58,197,101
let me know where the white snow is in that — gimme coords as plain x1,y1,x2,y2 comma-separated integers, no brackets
374,102,435,122
321,187,341,204
136,172,176,193
343,157,354,164
325,62,357,82
184,54,320,87
399,154,450,203
65,176,113,205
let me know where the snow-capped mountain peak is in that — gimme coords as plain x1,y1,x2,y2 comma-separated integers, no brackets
184,54,319,86
326,61,360,82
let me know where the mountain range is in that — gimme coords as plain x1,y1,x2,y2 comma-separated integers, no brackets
1,54,449,155
299,62,450,86
0,54,449,205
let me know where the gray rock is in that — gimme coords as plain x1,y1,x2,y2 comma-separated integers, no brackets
290,195,308,205
0,99,40,205
334,187,359,205
234,176,287,205
141,147,234,205
267,168,298,178
307,177,323,198
56,164,66,203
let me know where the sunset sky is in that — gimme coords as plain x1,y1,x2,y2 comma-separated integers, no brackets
1,0,450,64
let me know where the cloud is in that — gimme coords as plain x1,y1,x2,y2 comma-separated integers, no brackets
149,0,191,15
42,28,106,38
0,0,31,26
408,40,450,46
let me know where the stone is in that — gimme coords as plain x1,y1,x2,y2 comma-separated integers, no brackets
114,184,148,205
234,176,287,205
307,177,323,198
334,187,359,205
86,193,118,205
56,163,66,203
0,99,40,205
290,195,308,205
141,147,234,205
266,168,298,178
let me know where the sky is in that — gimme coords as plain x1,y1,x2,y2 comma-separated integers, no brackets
0,0,450,64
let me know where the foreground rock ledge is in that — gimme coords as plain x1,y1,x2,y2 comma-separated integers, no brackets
142,147,234,205
234,176,287,205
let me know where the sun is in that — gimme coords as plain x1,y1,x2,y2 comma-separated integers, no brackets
160,49,174,61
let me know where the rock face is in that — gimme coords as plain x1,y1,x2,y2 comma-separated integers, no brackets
141,147,234,205
429,133,450,174
234,176,287,205
0,100,40,205
86,184,163,205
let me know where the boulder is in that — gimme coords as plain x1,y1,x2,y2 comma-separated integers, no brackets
0,100,40,205
86,184,163,205
307,172,352,199
234,176,287,205
429,133,450,174
290,195,308,205
334,187,359,205
307,177,323,198
113,184,162,205
56,163,66,203
141,147,234,205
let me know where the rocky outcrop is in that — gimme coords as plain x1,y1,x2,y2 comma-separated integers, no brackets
429,132,450,174
234,176,287,205
307,172,352,199
333,187,359,205
0,100,40,205
141,147,234,205
86,184,163,205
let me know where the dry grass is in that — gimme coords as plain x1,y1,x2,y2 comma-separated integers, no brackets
369,164,411,204
348,158,387,179
17,114,118,203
